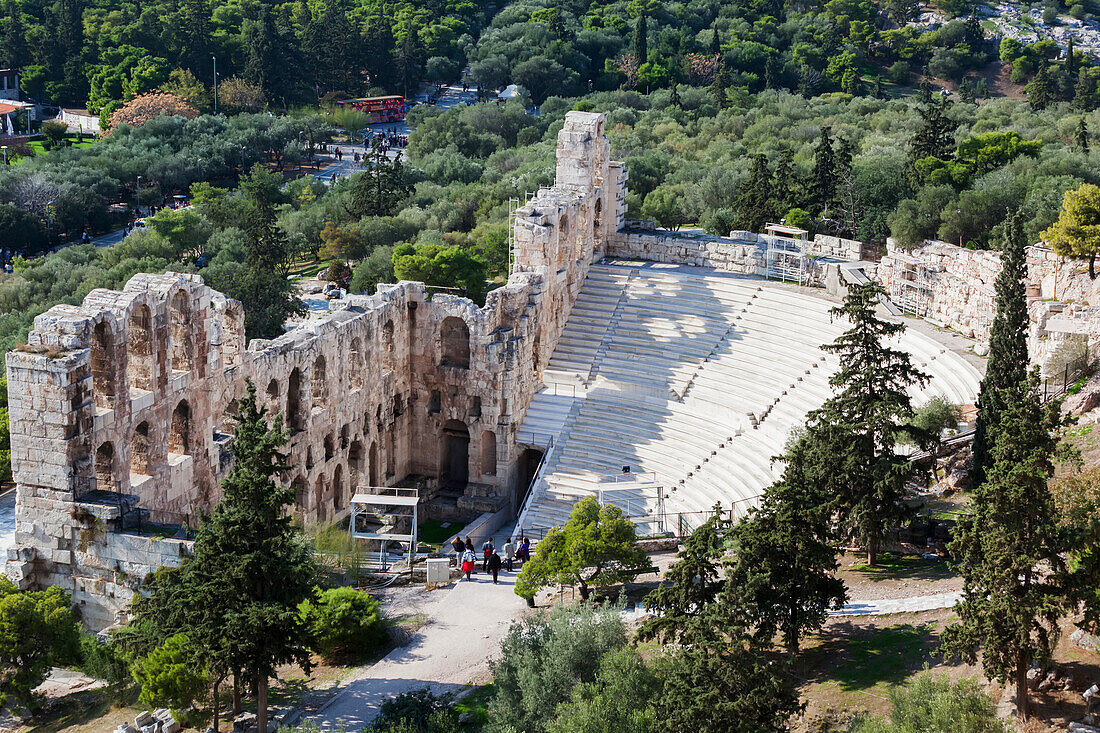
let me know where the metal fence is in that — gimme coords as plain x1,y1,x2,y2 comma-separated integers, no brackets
1042,354,1091,403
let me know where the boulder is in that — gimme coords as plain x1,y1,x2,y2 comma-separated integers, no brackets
134,711,155,728
1065,387,1100,417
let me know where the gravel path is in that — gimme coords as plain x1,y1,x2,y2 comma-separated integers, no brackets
830,590,962,617
312,569,527,730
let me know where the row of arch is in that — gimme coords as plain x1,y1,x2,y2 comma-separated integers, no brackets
93,399,192,493
90,292,197,410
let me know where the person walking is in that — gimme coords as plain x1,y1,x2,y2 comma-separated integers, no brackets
502,539,515,572
451,536,464,565
487,551,502,584
460,548,476,581
518,536,531,564
464,536,475,572
481,537,495,573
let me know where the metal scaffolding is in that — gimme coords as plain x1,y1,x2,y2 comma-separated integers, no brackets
349,487,418,571
596,471,666,536
890,253,935,317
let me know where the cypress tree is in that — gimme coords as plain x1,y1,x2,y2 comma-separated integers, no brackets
941,372,1067,722
1073,69,1096,111
670,83,682,108
1076,116,1090,154
808,125,836,215
816,282,929,564
136,382,320,732
971,211,1029,490
1027,63,1052,111
726,432,847,654
710,62,731,109
906,98,956,187
770,147,795,214
734,154,773,232
633,11,648,65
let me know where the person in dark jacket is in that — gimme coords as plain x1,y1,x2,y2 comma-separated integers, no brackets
487,551,502,584
481,537,495,573
451,536,464,565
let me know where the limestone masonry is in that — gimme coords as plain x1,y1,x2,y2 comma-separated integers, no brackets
4,112,1091,628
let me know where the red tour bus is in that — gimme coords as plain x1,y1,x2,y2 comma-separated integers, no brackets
336,95,407,123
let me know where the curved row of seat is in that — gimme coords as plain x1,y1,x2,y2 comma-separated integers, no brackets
516,262,985,540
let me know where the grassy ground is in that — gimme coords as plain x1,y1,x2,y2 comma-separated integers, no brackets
843,551,954,582
418,519,467,545
289,256,335,281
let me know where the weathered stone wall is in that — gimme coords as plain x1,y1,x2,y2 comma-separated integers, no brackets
606,228,862,278
876,238,1100,364
7,111,627,628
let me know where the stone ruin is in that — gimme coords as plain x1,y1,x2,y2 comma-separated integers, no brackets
4,111,627,628
876,238,1100,368
7,109,1090,629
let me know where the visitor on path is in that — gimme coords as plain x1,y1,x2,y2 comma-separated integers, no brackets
482,537,495,573
502,539,514,572
330,172,337,184
518,536,531,564
460,549,476,581
335,147,342,161
465,536,475,571
487,551,502,584
451,536,464,565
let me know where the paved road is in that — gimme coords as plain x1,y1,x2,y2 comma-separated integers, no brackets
829,590,962,617
313,567,526,730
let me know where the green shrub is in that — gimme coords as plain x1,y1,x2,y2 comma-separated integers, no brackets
489,603,628,733
850,673,1008,732
299,586,385,661
130,633,208,711
365,688,459,732
79,634,132,684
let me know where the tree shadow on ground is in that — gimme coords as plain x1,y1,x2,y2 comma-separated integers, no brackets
795,621,943,693
842,552,956,583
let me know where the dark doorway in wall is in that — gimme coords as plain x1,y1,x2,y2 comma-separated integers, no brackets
516,447,545,511
441,419,470,490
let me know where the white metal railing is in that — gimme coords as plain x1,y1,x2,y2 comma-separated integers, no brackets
511,437,555,543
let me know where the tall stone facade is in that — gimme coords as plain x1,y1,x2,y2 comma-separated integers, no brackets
6,111,626,628
876,238,1100,366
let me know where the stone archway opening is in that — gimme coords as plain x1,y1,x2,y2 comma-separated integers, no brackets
169,400,190,455
130,422,150,475
441,420,470,490
349,337,363,391
169,291,193,374
311,356,327,410
287,368,302,430
348,440,364,490
333,464,345,512
91,321,116,409
440,317,470,369
481,430,497,477
128,305,153,393
516,447,544,510
95,441,116,493
368,441,379,486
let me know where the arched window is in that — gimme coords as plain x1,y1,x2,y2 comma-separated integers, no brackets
95,441,116,493
312,355,326,410
130,422,150,475
169,291,193,373
440,317,470,369
91,321,116,409
368,442,379,486
287,368,302,430
169,400,190,455
349,337,363,391
324,433,334,462
333,464,345,512
128,305,153,393
348,440,364,490
292,476,307,509
481,430,497,476
314,474,325,519
593,197,603,244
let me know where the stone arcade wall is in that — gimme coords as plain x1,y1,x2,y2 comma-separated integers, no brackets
876,238,1100,365
6,111,626,628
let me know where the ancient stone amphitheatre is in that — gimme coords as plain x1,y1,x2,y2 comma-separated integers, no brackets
4,111,982,628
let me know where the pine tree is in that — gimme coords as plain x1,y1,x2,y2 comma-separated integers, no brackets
639,511,728,645
873,75,884,99
734,154,773,232
808,124,836,215
770,147,796,214
244,7,281,101
906,98,956,187
1,2,28,70
1073,70,1096,112
816,282,929,564
669,84,682,108
964,14,984,53
833,136,859,237
710,62,731,109
726,433,847,654
958,78,975,104
136,382,319,732
1027,63,1052,111
940,373,1067,722
633,11,648,65
971,211,1030,490
709,27,721,55
1067,36,1077,86
765,55,780,91
1076,116,1090,154
363,6,397,90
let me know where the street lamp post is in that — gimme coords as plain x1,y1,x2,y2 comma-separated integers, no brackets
135,175,142,214
212,56,218,115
